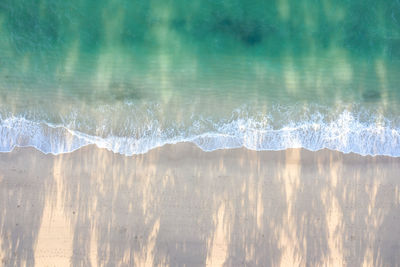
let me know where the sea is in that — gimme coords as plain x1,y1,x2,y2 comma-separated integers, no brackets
1,0,400,156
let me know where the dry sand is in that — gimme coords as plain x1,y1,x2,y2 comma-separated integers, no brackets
0,143,399,266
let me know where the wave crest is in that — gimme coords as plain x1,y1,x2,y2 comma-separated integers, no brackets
1,109,399,156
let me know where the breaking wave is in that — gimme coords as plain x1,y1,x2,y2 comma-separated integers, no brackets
1,106,399,157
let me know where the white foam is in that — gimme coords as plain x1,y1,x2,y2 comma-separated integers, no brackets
1,109,400,157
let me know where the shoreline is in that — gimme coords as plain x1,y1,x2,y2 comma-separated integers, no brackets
2,106,400,158
1,143,400,266
2,142,400,159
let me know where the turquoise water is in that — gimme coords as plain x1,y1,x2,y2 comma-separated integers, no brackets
1,0,400,155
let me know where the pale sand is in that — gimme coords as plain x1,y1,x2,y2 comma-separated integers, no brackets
0,143,400,266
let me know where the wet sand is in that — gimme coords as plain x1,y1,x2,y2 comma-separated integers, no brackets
0,143,400,266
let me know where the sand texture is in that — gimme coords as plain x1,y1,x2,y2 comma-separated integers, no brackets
0,144,400,266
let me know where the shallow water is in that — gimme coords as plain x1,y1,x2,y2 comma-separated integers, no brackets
1,0,400,155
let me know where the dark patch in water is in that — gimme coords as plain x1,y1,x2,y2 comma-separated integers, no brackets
217,18,234,31
214,18,263,46
239,26,262,46
109,82,141,101
362,90,381,101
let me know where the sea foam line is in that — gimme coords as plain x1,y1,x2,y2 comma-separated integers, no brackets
1,111,400,157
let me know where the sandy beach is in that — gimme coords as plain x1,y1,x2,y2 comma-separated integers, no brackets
0,144,399,266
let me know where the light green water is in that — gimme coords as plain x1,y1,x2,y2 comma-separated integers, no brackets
1,0,400,155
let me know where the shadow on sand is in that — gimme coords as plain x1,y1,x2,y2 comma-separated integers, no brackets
0,144,399,266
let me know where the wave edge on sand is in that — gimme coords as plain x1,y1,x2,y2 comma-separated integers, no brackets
1,109,400,157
